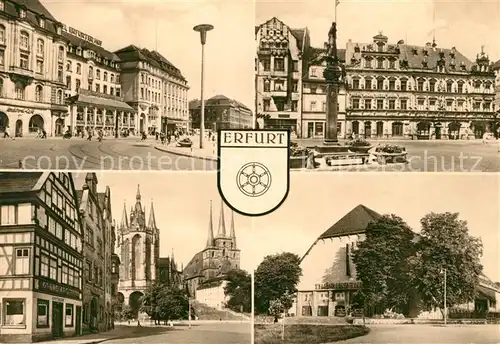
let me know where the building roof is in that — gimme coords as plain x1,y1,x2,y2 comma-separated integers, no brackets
6,1,62,36
492,59,500,70
318,204,382,240
189,95,251,112
63,31,119,62
399,44,474,71
0,172,44,194
183,251,204,280
114,45,186,81
189,99,201,110
66,93,135,111
11,0,57,21
290,28,305,51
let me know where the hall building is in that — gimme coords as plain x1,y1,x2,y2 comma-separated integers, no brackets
291,204,500,319
63,25,136,138
0,172,84,342
255,17,304,136
189,95,253,131
183,201,240,309
0,0,69,138
114,45,189,135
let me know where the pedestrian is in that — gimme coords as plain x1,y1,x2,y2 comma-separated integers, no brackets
137,319,141,327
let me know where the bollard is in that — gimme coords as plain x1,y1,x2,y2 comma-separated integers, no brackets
18,160,22,169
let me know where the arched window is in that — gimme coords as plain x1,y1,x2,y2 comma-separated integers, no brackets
0,78,4,96
19,31,29,50
56,89,63,104
96,69,101,80
58,46,64,62
88,66,93,77
36,39,44,56
66,61,72,72
110,74,114,83
0,25,5,44
35,85,43,102
103,72,108,82
76,63,81,75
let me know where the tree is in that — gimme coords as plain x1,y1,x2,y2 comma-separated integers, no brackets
254,252,302,314
120,305,134,321
414,212,483,315
140,282,166,324
224,269,251,313
157,286,189,321
352,215,418,316
268,291,293,322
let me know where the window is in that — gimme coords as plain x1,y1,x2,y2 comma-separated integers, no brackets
66,61,72,72
352,79,359,89
0,205,15,225
49,258,57,280
3,299,25,326
57,90,63,104
37,299,49,327
389,99,395,109
389,80,395,90
0,25,5,44
400,79,407,91
62,265,68,284
35,85,43,102
36,60,44,74
0,50,4,65
274,58,284,71
40,254,49,277
87,261,92,281
400,99,408,110
76,79,80,92
377,79,384,90
377,99,384,109
377,59,384,69
103,72,108,81
20,54,29,69
15,248,29,275
364,99,371,110
364,59,371,68
36,39,44,56
20,31,29,50
352,99,359,109
58,47,64,62
96,69,101,80
65,304,73,327
76,63,81,75
310,101,317,111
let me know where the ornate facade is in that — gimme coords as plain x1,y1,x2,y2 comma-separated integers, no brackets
114,46,189,135
493,59,500,127
344,35,496,139
0,172,84,342
115,185,159,315
255,17,305,136
184,201,240,299
0,0,68,137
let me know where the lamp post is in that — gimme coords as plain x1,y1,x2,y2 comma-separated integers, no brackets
442,268,447,325
193,24,214,149
188,296,192,329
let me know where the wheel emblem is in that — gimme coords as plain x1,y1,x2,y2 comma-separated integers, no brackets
236,162,271,197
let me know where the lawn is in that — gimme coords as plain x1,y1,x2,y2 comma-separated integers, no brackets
254,324,369,344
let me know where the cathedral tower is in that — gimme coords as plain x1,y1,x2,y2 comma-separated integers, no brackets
116,185,159,308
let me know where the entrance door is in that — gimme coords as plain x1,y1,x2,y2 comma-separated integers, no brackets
52,302,64,338
55,119,64,136
15,120,22,137
75,306,82,336
307,123,313,138
435,124,442,139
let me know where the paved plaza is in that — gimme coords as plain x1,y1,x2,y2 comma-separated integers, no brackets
0,136,498,171
336,324,500,344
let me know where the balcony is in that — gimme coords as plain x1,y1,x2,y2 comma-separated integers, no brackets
9,66,34,86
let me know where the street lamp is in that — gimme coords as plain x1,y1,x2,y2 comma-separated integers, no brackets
441,268,447,325
188,297,191,329
193,24,214,149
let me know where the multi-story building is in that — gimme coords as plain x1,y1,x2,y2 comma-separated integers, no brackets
183,201,240,301
189,95,253,131
0,1,69,137
302,46,348,138
344,35,496,139
63,26,136,137
493,59,500,134
76,173,110,333
0,172,84,342
255,17,305,136
157,255,182,288
114,46,189,135
115,185,159,316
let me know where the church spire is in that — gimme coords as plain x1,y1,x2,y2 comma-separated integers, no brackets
217,199,226,237
120,201,128,229
136,184,141,200
230,210,236,248
206,201,214,247
148,199,156,229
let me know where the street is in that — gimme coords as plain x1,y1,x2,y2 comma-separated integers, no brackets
336,324,500,344
0,137,217,171
105,323,251,344
0,137,498,172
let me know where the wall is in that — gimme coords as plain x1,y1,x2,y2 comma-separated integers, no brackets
196,281,228,310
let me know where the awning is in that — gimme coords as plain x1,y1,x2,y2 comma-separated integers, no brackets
66,94,135,112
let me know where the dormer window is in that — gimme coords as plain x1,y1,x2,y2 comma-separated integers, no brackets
422,60,428,68
19,8,26,19
38,15,45,28
0,1,4,11
423,49,428,56
412,48,418,55
354,45,360,53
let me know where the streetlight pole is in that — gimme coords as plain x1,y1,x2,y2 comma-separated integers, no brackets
188,297,191,329
443,268,447,325
193,24,214,149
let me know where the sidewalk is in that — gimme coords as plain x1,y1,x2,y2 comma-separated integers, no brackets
154,136,217,161
36,326,135,344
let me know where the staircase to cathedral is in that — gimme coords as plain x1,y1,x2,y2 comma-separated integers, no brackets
191,301,249,321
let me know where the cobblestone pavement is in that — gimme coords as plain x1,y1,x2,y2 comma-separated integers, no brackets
335,324,500,344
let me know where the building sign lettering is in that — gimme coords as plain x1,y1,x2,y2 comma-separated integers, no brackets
39,280,79,300
6,107,34,114
62,25,102,46
315,282,362,290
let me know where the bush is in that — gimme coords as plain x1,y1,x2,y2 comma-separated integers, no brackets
375,144,405,154
347,138,371,147
290,143,311,157
254,324,369,344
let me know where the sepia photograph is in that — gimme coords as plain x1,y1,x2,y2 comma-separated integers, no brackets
256,0,500,172
251,173,500,343
0,172,251,343
0,0,254,171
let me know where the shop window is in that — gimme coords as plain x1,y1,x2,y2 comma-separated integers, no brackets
65,304,74,327
37,299,49,327
3,299,25,326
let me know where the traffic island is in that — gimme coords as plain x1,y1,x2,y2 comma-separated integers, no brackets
254,323,370,344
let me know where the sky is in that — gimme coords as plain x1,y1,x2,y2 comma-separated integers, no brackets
250,173,500,282
256,0,500,62
72,172,255,272
42,0,255,109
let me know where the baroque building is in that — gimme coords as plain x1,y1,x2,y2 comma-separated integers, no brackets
114,45,189,135
76,173,114,333
0,172,84,342
0,0,68,137
255,17,305,135
344,36,496,139
189,95,253,131
63,26,136,137
492,59,500,132
183,201,240,300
